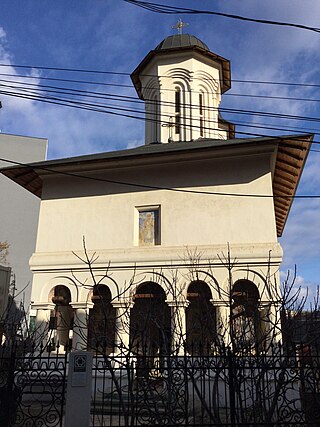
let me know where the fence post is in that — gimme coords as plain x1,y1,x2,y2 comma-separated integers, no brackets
64,351,93,427
228,348,236,427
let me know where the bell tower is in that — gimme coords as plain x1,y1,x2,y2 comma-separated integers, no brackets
131,32,233,144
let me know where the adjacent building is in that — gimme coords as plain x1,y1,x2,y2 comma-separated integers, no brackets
0,133,47,309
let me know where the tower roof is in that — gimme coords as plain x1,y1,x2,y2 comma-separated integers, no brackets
155,34,209,51
131,34,231,99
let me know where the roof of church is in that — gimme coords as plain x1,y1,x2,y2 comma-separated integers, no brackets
0,134,313,237
155,34,209,51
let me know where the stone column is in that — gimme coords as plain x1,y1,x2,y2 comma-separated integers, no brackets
71,302,94,351
56,305,72,350
32,302,55,350
212,301,231,348
112,299,133,355
166,299,189,356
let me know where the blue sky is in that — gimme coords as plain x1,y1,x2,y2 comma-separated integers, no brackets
0,0,319,300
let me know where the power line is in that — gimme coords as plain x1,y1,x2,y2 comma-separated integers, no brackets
1,86,320,146
3,76,320,108
124,0,320,34
2,86,320,145
1,65,320,90
2,78,320,129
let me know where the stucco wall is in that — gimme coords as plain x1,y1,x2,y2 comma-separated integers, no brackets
141,52,226,144
34,151,277,254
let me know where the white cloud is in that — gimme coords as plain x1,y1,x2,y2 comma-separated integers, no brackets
0,28,144,159
0,27,6,40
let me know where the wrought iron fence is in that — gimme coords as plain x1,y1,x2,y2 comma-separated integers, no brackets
91,343,320,427
0,341,320,426
0,342,68,427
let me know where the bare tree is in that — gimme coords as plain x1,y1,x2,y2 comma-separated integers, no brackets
4,240,319,426
53,242,320,427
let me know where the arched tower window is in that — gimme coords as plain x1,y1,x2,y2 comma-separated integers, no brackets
199,92,204,137
175,88,181,135
154,95,159,142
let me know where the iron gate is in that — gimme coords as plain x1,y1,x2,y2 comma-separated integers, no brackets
0,343,68,427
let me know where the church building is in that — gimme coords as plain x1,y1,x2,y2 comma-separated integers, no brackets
1,32,312,357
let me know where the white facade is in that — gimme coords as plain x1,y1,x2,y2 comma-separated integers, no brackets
26,138,291,354
0,34,311,356
0,133,47,308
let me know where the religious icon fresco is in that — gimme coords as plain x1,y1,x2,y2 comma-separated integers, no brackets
139,210,159,246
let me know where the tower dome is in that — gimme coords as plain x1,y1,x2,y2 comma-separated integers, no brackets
131,33,233,144
155,34,209,51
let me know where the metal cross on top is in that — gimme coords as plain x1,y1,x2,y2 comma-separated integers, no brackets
172,18,189,35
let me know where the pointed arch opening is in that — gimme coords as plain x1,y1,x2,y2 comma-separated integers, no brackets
186,281,217,355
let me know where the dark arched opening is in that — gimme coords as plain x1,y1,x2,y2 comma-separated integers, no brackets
88,285,116,354
130,282,171,376
231,280,260,353
186,281,216,355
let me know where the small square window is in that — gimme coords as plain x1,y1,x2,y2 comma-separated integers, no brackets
137,207,160,246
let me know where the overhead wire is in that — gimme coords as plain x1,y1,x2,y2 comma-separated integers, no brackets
2,85,320,145
0,61,319,150
123,0,320,34
1,65,320,90
1,77,320,127
2,75,320,108
1,80,320,145
0,151,319,199
2,81,320,156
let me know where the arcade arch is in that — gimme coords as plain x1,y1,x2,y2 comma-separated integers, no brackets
87,284,116,354
186,281,217,355
231,279,261,352
130,282,171,359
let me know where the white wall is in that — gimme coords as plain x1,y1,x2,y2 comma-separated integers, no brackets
29,145,282,312
0,133,47,308
140,51,227,144
35,150,277,254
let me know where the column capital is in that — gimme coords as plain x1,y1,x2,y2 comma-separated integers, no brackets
166,299,190,309
32,302,55,311
112,299,134,309
210,299,229,307
71,302,94,310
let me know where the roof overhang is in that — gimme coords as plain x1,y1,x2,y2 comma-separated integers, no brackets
272,134,312,236
131,46,231,98
1,134,312,237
